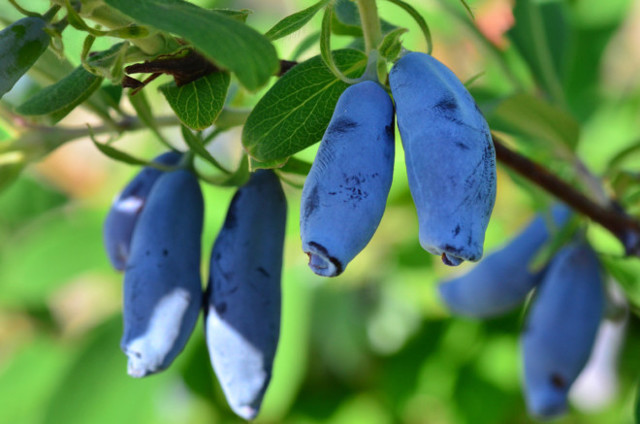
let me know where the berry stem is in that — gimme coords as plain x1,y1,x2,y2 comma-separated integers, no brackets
355,0,383,54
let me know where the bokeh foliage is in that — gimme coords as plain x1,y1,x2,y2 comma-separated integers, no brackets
1,0,640,423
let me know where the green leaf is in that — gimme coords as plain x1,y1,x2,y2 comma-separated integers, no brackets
84,42,129,81
332,0,397,36
332,0,364,36
15,65,103,122
43,318,168,424
180,125,230,173
378,27,408,61
489,93,580,151
92,137,176,170
248,156,288,171
0,153,25,193
160,71,230,130
198,154,250,187
243,49,367,162
265,0,329,41
601,256,640,310
291,31,320,60
104,0,279,91
508,0,570,103
0,16,51,99
280,156,312,175
128,90,172,149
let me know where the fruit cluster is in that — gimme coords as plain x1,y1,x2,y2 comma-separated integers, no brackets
301,51,497,275
439,206,606,419
104,163,286,420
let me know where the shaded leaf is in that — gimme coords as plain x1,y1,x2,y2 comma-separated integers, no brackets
291,31,320,60
43,318,166,424
242,49,367,162
331,0,397,36
128,89,172,148
508,0,571,103
0,153,25,193
199,154,250,187
104,0,278,90
181,125,230,173
379,27,408,61
489,93,580,151
15,66,102,122
0,16,50,99
265,0,329,41
92,136,176,170
280,157,312,175
160,71,230,130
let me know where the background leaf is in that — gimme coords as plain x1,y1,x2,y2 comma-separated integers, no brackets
104,0,279,90
265,0,329,41
160,71,230,130
508,0,571,103
488,92,580,151
242,49,367,162
0,16,50,99
15,66,103,123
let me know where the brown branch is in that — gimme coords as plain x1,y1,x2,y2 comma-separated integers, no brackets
492,134,640,256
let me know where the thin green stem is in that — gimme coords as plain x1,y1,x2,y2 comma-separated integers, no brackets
8,0,39,17
320,5,359,84
385,0,432,54
355,0,382,54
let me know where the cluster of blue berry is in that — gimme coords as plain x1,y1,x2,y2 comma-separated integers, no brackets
300,51,497,275
104,163,286,420
439,206,605,418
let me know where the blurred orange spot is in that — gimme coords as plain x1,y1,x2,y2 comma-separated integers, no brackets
475,0,515,49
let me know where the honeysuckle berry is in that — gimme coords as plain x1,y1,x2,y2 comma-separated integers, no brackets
438,205,571,318
389,52,496,266
300,80,395,277
121,169,203,378
205,170,287,420
521,242,604,419
103,151,181,271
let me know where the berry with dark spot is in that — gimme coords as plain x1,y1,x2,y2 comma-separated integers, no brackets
521,242,604,419
389,52,496,266
121,169,204,378
300,80,394,277
205,170,287,420
438,205,571,318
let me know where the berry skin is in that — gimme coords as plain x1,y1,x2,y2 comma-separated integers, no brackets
389,52,496,266
121,169,204,378
300,80,395,277
103,151,182,271
438,205,571,318
205,170,287,420
521,242,604,419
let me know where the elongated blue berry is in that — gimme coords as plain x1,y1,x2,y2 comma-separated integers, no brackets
389,52,496,266
300,80,394,277
438,205,571,318
103,151,181,270
521,242,604,419
121,169,203,378
205,170,287,420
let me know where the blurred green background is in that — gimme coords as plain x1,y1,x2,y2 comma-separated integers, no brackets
1,0,640,423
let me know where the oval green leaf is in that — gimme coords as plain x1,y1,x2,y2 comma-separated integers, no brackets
265,0,329,41
15,66,103,123
104,0,278,91
160,71,230,130
0,16,51,99
242,49,367,162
